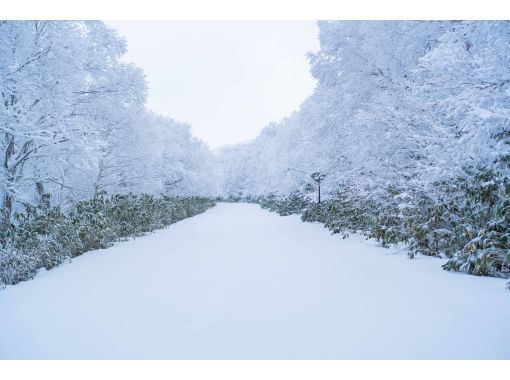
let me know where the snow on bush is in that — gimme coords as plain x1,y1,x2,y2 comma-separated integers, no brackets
0,194,215,287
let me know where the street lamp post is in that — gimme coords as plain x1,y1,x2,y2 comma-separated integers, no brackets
311,172,326,204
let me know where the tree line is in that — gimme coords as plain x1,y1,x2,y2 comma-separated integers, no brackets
220,21,510,280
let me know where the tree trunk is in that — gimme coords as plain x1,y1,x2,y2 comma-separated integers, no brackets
1,193,12,227
36,181,50,208
2,134,14,224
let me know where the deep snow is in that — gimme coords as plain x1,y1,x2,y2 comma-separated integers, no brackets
0,203,509,359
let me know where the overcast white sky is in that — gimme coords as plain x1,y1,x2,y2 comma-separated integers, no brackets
106,21,319,148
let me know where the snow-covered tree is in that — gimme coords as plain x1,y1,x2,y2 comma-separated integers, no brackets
219,21,510,278
0,20,220,227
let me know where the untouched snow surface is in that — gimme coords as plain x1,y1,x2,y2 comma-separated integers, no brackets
0,203,509,359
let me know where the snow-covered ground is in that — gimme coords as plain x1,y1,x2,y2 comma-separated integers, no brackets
0,203,509,359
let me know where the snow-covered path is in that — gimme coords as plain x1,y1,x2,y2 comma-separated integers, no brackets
0,203,509,359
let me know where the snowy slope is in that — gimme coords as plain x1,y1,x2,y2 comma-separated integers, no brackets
0,203,508,359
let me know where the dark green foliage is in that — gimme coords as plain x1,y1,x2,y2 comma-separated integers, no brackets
443,196,510,277
248,168,510,281
0,193,215,287
257,192,309,216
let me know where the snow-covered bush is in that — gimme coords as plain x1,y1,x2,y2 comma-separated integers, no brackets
0,246,47,287
257,192,309,216
0,194,215,287
443,171,510,277
250,168,510,279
